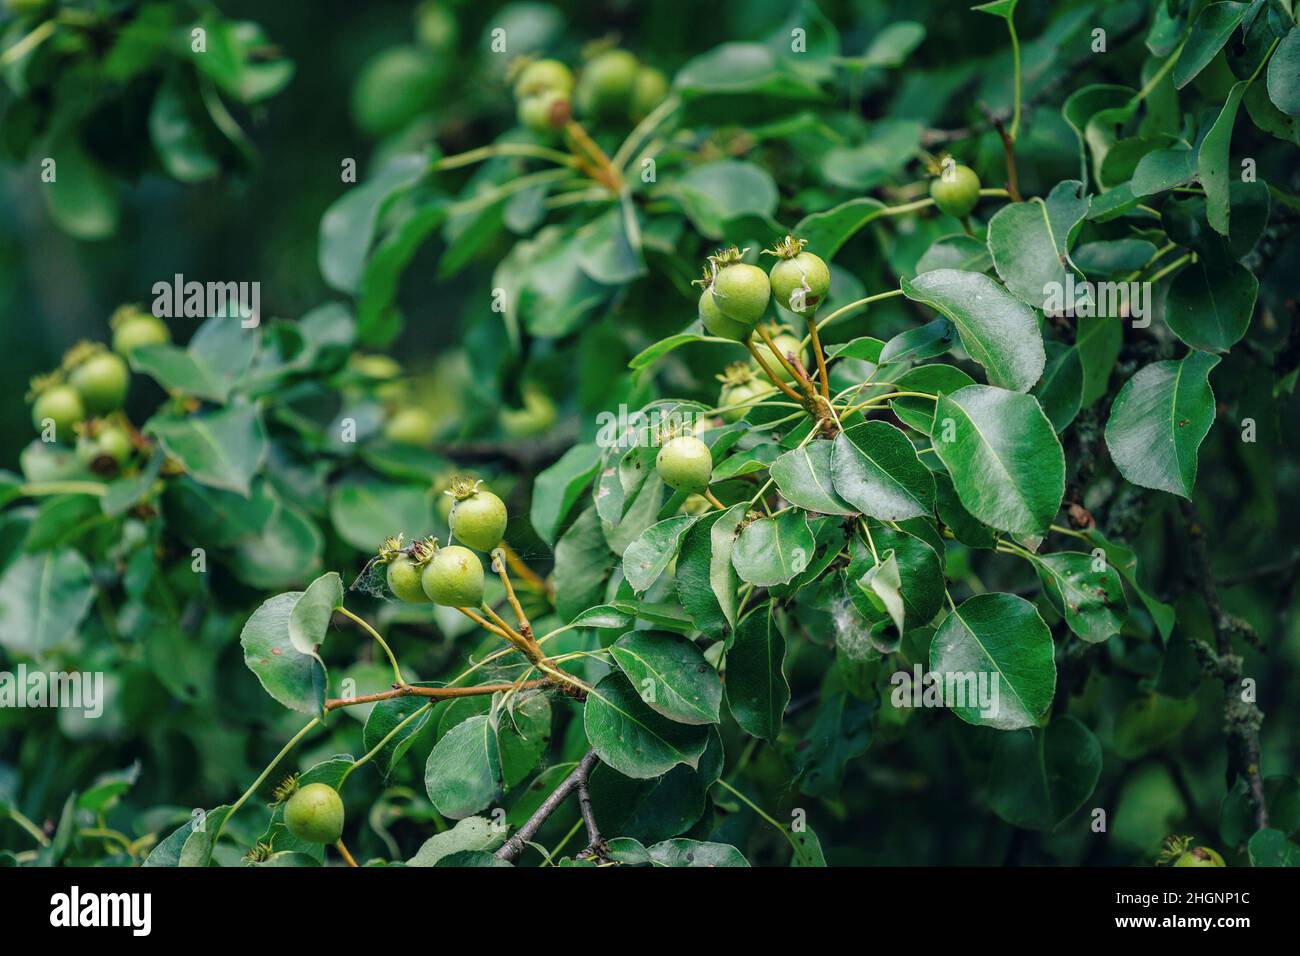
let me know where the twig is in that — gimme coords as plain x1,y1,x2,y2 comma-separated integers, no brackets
988,113,1021,202
324,679,550,712
500,541,548,593
495,750,600,862
1180,500,1268,832
491,548,533,640
576,768,606,859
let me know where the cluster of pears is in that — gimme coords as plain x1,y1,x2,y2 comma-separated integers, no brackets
512,46,668,136
384,478,509,607
27,306,170,473
697,237,830,343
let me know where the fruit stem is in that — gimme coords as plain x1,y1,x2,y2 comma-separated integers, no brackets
491,547,533,639
457,605,522,645
755,324,804,384
431,142,577,172
324,679,550,712
335,838,358,868
338,606,405,686
564,120,623,191
703,489,727,511
17,480,108,498
500,541,548,595
804,316,830,400
745,340,803,402
215,717,322,844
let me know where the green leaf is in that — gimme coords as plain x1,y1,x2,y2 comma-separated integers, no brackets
1267,27,1300,116
554,505,617,621
362,692,435,779
987,716,1101,829
1033,341,1084,433
424,713,503,819
1198,81,1249,235
1131,145,1196,196
1112,693,1197,759
850,524,945,629
1165,258,1257,352
610,630,723,725
584,672,709,778
932,385,1064,536
0,549,94,656
831,420,935,521
575,204,646,284
930,593,1056,730
725,607,789,742
407,816,505,865
130,316,259,403
147,403,267,496
793,691,874,797
1104,351,1220,498
888,365,975,435
986,183,1089,311
530,443,601,546
319,154,426,293
820,120,923,191
1248,828,1300,867
1074,239,1158,277
1077,315,1122,406
676,504,744,635
1084,528,1175,641
1174,2,1253,89
666,160,779,239
856,550,905,635
914,234,993,276
647,839,748,867
629,331,721,372
329,476,435,553
622,515,697,594
587,729,724,845
793,198,888,259
971,0,1017,19
770,440,855,515
902,270,1045,392
731,510,814,587
43,131,119,240
240,591,327,715
568,604,637,629
1034,552,1126,643
288,572,342,658
149,73,219,183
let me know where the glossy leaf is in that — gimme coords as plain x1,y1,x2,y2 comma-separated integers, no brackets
932,385,1064,536
584,672,710,778
425,713,503,819
1034,552,1126,643
902,269,1045,391
610,630,722,725
987,716,1102,829
1104,351,1219,498
731,510,814,587
725,607,789,742
930,593,1056,730
770,440,855,515
831,420,935,521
